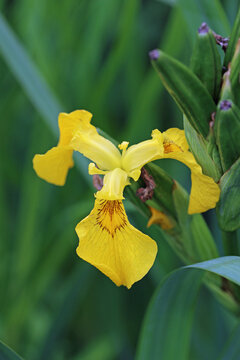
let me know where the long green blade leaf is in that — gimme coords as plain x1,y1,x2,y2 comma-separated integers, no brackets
136,256,240,360
188,256,240,285
0,340,24,360
136,268,203,360
218,322,240,360
0,13,60,134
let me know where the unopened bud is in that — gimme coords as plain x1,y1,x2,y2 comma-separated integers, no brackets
198,22,209,34
149,49,160,61
220,100,232,111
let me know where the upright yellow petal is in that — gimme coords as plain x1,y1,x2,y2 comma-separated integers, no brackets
70,119,121,171
163,128,189,152
33,147,73,186
76,199,158,289
162,128,220,213
95,168,129,200
58,110,92,146
121,129,164,180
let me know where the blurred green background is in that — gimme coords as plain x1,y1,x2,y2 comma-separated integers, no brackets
0,0,239,359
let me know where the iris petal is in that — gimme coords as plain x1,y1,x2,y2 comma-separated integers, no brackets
70,122,121,171
33,147,73,186
95,168,129,200
121,129,164,179
76,199,158,288
33,110,90,185
162,128,220,214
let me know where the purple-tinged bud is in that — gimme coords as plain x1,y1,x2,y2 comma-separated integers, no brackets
220,100,232,111
149,49,160,61
198,22,209,34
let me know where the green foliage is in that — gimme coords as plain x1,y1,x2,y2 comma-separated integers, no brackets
190,23,222,101
217,158,240,231
218,322,240,360
183,117,222,181
136,269,204,360
214,101,240,172
0,0,240,359
0,341,23,359
224,6,240,66
151,50,216,138
137,256,240,360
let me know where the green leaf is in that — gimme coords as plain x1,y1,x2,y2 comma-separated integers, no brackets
37,264,94,360
151,50,216,137
172,181,219,261
183,117,222,181
187,256,240,285
190,23,222,102
0,340,24,360
136,256,240,360
216,158,240,231
0,14,60,134
136,268,204,360
214,101,240,172
229,40,240,108
224,6,240,66
146,163,177,218
218,322,240,360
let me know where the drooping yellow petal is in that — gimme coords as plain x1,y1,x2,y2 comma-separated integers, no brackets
162,128,220,214
70,119,121,171
121,129,164,180
76,199,158,288
33,147,73,186
95,168,129,200
33,110,89,185
147,206,174,230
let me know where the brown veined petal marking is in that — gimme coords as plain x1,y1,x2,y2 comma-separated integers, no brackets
75,199,157,289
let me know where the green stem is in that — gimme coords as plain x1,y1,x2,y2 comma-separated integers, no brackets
222,230,239,255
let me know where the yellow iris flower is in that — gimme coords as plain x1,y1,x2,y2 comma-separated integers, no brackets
33,110,220,288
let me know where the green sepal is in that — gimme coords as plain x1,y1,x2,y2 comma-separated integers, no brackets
190,23,222,102
216,157,240,231
184,117,222,181
224,6,240,67
151,50,216,138
214,100,240,172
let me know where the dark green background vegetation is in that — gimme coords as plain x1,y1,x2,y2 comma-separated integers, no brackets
0,0,239,359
